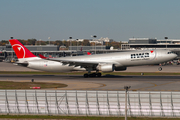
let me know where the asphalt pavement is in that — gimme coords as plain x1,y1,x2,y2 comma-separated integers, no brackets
1,62,180,91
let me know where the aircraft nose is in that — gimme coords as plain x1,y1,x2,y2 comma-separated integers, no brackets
173,53,178,58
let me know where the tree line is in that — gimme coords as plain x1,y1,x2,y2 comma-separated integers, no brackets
0,39,124,49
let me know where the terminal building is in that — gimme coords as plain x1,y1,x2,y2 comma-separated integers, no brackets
122,38,180,50
121,38,180,59
0,44,112,62
69,46,107,51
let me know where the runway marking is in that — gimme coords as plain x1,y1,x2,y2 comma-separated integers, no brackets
133,82,158,91
55,81,106,90
175,90,180,91
157,81,177,86
134,81,177,91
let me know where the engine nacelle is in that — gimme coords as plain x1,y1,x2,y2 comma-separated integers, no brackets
114,66,127,71
96,64,115,72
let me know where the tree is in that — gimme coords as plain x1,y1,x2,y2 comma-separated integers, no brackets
27,39,37,45
83,40,90,46
55,40,63,46
0,40,9,46
18,39,26,45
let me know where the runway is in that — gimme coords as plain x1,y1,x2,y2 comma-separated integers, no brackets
1,74,180,91
1,62,180,91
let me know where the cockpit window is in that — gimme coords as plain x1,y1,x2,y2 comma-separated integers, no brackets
145,53,149,57
168,52,173,54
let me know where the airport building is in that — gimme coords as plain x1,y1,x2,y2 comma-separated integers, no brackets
122,38,180,50
66,37,114,45
69,46,106,51
0,44,113,62
121,38,180,59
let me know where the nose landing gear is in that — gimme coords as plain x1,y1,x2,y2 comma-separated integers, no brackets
84,73,89,78
158,67,162,71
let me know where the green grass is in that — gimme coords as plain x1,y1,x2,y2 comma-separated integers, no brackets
0,81,67,89
0,115,179,120
1,71,180,76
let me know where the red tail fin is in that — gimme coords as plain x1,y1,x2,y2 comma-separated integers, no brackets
38,54,47,59
87,52,91,55
9,39,36,59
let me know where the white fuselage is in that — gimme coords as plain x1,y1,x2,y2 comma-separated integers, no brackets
24,49,177,72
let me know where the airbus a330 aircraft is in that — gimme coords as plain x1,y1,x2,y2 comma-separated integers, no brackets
9,39,177,77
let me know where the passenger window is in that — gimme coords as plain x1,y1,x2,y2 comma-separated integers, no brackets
141,53,144,58
132,54,135,58
131,54,133,58
131,54,135,59
136,54,138,58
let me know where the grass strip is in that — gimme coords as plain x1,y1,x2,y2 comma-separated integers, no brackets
0,81,67,89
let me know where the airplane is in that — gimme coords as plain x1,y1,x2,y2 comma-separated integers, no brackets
9,39,177,78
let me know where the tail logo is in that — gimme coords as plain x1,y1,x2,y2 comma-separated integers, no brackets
12,44,25,58
18,47,21,51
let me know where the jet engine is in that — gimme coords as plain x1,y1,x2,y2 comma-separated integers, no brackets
96,64,115,72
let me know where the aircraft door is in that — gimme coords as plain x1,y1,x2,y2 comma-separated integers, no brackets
148,50,156,60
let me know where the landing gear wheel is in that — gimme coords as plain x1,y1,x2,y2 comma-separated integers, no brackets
92,73,96,77
88,74,93,77
97,73,102,77
88,73,96,77
84,73,89,78
158,67,162,71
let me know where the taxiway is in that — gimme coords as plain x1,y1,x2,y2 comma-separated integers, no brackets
1,62,180,91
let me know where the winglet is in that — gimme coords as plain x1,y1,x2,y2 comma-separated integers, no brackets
9,39,36,59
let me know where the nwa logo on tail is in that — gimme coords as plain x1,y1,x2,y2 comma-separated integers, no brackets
9,39,36,59
12,44,26,58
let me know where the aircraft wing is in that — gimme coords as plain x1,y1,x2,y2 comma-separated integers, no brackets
49,58,120,68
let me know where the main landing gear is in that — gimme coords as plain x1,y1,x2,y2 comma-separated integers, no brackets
84,72,102,78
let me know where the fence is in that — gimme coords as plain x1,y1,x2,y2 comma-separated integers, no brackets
0,90,180,117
